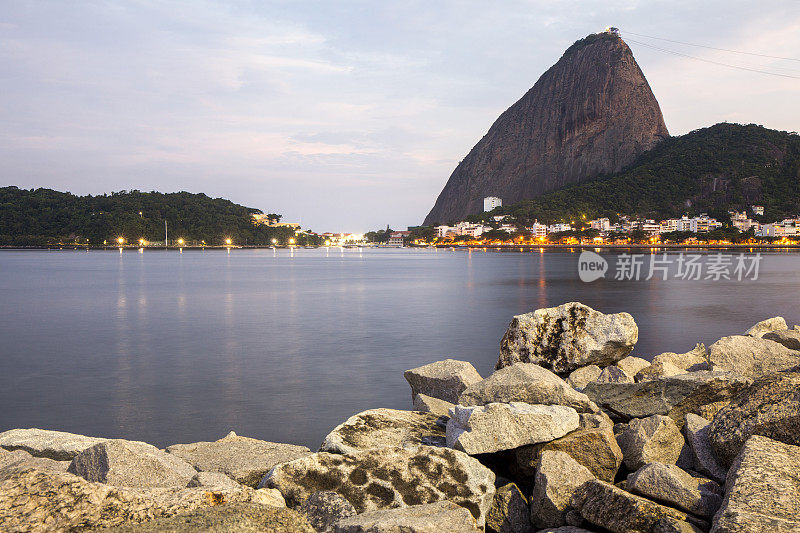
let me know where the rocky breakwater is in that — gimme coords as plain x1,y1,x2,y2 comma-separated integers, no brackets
2,301,800,532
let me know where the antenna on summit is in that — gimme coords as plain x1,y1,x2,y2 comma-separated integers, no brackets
605,26,620,35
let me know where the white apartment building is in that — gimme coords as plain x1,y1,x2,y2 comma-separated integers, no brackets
730,211,757,232
530,223,548,238
689,214,722,233
641,221,661,235
455,222,488,237
751,205,764,216
589,218,611,231
660,219,679,233
484,197,502,211
435,225,454,238
548,223,573,233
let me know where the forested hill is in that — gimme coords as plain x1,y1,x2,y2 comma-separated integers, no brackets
0,188,312,246
493,123,800,225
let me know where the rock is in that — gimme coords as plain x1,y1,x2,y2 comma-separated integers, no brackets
566,365,601,390
530,451,595,529
166,432,311,488
583,372,750,424
653,518,705,533
707,335,800,377
695,401,729,421
333,500,480,532
683,414,727,483
100,503,313,532
627,462,722,518
458,363,599,413
0,468,292,532
708,370,800,465
0,448,69,479
260,445,495,527
578,412,613,431
413,394,454,417
515,428,622,482
446,403,579,455
744,316,787,337
486,483,531,533
595,365,634,384
635,361,684,382
710,435,800,533
762,328,800,350
616,415,686,470
298,491,356,533
616,356,651,379
186,472,241,490
571,479,707,533
319,409,446,454
535,528,595,533
496,303,638,374
404,359,483,404
649,344,709,373
68,439,198,489
0,428,116,461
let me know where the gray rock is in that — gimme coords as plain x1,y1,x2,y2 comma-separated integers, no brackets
635,361,684,382
0,448,69,479
496,302,638,374
683,414,727,483
571,479,707,533
260,445,495,527
68,439,197,488
0,468,291,532
616,356,651,379
578,412,613,431
319,409,446,454
649,344,709,373
486,483,532,533
653,518,705,533
566,365,602,391
458,363,599,413
708,370,800,465
298,491,356,533
404,359,483,403
0,428,117,461
535,528,595,533
531,451,595,529
710,435,800,533
166,432,311,487
744,316,787,338
762,328,800,350
446,403,579,455
413,394,454,417
333,501,480,532
515,427,622,482
185,471,241,490
616,415,686,470
708,335,800,377
627,462,722,518
595,365,634,384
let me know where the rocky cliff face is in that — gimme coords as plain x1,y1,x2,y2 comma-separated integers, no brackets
424,32,669,225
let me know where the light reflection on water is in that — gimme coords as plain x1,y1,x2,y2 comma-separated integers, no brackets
0,247,799,449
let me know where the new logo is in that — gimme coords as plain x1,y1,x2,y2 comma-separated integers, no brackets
578,251,608,282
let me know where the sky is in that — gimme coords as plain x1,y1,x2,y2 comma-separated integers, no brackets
2,1,799,232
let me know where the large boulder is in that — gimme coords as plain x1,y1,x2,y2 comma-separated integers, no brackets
530,451,595,529
496,302,638,374
763,328,800,350
648,344,709,373
457,363,599,413
683,414,727,484
627,462,722,518
635,361,684,382
166,432,310,488
566,365,602,391
0,448,68,479
185,471,242,490
298,491,356,533
710,435,800,533
571,480,707,533
707,335,800,377
595,365,633,384
333,501,480,532
0,468,289,532
319,409,446,454
616,415,687,471
404,359,483,403
67,440,197,489
486,483,531,533
708,370,800,465
514,428,622,482
744,316,787,338
0,428,116,461
260,445,495,527
413,394,455,417
446,403,579,455
616,357,651,380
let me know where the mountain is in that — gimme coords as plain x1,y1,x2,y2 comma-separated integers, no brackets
497,123,800,224
0,187,317,246
424,31,669,225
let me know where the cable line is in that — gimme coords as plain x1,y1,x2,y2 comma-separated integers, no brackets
622,29,800,62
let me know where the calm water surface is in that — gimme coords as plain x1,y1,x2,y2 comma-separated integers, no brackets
1,248,799,449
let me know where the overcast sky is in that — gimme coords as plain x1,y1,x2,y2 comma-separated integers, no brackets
2,1,799,231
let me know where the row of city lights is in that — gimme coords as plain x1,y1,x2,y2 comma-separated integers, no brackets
113,237,301,246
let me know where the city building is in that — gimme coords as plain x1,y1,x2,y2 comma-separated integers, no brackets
751,205,764,216
589,218,611,231
435,225,454,238
388,231,410,246
483,196,502,211
730,211,757,232
660,219,679,233
548,223,573,233
530,223,548,238
689,214,722,233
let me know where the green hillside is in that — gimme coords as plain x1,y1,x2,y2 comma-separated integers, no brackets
493,123,800,224
0,188,318,246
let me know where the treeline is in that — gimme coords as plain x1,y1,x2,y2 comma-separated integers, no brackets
478,123,800,225
0,187,322,246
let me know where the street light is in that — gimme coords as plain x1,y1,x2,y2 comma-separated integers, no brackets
139,238,146,246
177,238,184,246
288,238,295,245
117,237,125,245
225,238,232,246
271,238,277,245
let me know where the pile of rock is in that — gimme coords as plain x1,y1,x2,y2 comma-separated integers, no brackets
1,301,799,532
